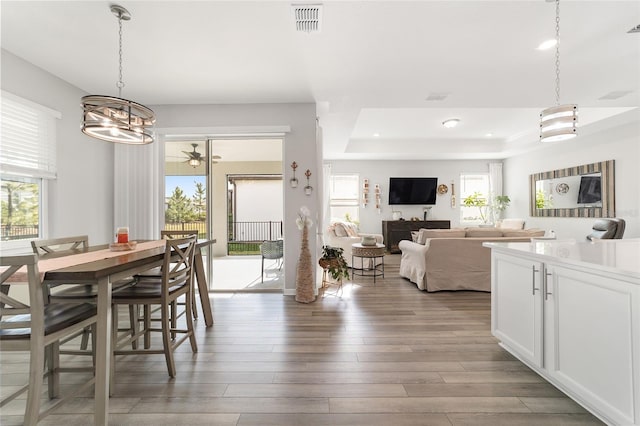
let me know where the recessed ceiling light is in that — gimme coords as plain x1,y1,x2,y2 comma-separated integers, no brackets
442,118,460,128
537,39,557,50
485,133,493,137
373,133,380,137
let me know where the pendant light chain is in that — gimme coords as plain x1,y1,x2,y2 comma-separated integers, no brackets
81,4,155,145
554,0,561,106
117,12,125,98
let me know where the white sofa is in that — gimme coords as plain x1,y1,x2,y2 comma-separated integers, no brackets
399,227,545,292
325,221,383,268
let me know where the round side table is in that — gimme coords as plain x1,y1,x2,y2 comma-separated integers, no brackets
351,243,385,284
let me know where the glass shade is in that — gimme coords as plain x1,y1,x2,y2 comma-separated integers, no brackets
540,104,577,143
81,95,155,144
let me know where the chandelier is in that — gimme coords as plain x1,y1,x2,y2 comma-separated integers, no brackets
81,5,155,144
539,0,577,143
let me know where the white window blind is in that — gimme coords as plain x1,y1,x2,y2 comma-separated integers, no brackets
1,91,60,179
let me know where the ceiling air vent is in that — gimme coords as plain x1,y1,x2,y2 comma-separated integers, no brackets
292,4,323,33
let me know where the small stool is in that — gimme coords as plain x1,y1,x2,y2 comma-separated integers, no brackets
351,243,385,284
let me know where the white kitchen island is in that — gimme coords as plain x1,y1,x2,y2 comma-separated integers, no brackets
484,239,640,426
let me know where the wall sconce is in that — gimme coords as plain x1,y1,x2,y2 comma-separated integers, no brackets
451,181,456,208
362,178,369,207
290,161,299,188
304,169,313,195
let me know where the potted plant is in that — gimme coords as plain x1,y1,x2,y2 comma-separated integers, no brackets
492,195,511,220
319,245,350,281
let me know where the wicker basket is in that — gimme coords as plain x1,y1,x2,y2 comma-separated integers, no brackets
318,257,343,270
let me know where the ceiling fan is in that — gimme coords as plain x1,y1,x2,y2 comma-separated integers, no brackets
181,143,222,167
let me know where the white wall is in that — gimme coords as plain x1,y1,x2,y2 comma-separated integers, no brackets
503,110,640,240
211,161,282,257
1,50,115,246
152,104,317,294
326,159,500,234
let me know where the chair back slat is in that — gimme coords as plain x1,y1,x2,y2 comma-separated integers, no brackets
31,235,89,257
0,254,44,335
161,230,199,240
162,236,196,294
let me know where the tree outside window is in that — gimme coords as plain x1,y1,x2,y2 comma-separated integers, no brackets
460,173,490,224
1,178,40,241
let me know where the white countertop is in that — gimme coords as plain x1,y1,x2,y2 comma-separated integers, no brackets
484,239,640,280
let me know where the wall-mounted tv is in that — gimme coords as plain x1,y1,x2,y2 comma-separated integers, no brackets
389,177,438,205
577,175,602,204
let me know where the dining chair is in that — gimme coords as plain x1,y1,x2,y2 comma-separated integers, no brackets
31,235,133,352
0,254,98,425
260,239,283,283
111,236,198,377
130,229,199,346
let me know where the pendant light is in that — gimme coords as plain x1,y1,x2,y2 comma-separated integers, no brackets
539,0,577,143
81,4,155,144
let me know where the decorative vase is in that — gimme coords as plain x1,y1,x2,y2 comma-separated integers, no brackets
361,235,376,246
295,225,316,303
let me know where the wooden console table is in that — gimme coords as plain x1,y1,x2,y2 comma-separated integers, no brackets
382,220,451,253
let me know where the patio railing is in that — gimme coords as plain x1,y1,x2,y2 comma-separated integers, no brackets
163,220,283,255
163,222,207,239
228,221,283,255
1,225,39,241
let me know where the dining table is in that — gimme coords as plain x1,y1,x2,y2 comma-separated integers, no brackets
37,238,215,425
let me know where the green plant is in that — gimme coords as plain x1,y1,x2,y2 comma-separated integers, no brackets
320,245,350,280
536,189,553,209
494,195,511,212
343,212,359,226
462,192,489,222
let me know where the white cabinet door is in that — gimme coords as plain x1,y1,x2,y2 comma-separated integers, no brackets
492,252,544,368
545,262,639,426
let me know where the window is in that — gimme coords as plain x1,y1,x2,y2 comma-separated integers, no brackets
460,173,490,224
0,92,59,243
329,174,359,223
1,177,41,241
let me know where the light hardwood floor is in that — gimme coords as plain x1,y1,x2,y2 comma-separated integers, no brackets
1,255,603,425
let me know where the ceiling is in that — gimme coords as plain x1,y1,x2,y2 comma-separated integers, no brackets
2,1,638,160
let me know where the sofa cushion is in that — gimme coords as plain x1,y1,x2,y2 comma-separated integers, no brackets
502,229,546,237
417,228,466,244
497,219,525,230
465,228,504,237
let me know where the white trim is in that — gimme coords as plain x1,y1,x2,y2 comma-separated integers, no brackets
157,126,291,139
1,90,62,119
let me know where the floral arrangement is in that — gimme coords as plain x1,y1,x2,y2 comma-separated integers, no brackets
296,206,313,230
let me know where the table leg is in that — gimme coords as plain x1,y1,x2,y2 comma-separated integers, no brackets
194,247,214,326
95,277,112,426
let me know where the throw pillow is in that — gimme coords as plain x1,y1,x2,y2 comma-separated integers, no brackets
465,228,504,237
411,231,419,242
333,223,348,237
343,222,359,237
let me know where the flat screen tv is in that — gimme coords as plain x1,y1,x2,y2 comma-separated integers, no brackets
577,175,602,204
388,177,438,205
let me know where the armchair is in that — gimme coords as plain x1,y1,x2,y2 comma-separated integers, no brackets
325,221,383,267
